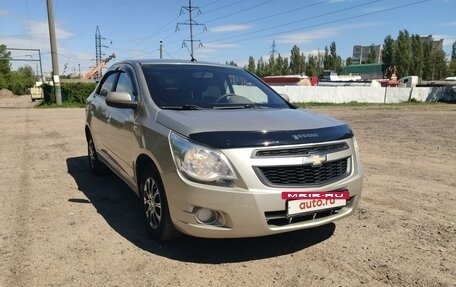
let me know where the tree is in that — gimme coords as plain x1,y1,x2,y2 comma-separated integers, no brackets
0,44,11,89
346,57,353,66
421,38,447,80
305,54,319,77
422,40,434,80
323,46,330,70
9,66,36,95
256,57,266,77
410,34,424,77
327,41,343,74
282,57,290,75
275,54,284,75
289,45,305,74
382,35,395,77
394,30,412,78
226,61,237,67
448,41,456,76
367,44,378,64
329,41,342,72
247,56,256,73
432,49,447,80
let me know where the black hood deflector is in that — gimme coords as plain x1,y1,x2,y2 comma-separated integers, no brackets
189,124,353,149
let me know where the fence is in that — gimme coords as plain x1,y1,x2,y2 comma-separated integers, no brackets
271,85,456,103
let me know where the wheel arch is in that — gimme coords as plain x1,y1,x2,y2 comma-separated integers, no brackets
85,125,92,141
135,154,161,193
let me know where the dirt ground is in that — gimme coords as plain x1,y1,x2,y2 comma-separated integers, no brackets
0,95,455,287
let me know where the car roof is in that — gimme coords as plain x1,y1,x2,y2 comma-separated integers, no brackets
114,59,242,69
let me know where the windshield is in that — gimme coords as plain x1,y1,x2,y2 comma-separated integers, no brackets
141,64,290,109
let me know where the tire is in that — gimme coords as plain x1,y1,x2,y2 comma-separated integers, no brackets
87,135,108,175
140,164,180,241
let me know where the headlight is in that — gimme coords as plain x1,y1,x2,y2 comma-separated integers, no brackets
353,137,361,161
353,136,360,157
169,132,237,182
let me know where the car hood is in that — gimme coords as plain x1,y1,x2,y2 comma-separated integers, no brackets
156,108,353,148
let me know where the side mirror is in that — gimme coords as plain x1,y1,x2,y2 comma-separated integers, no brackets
106,92,138,109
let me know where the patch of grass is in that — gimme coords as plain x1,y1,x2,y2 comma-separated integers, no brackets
294,101,370,108
293,101,443,109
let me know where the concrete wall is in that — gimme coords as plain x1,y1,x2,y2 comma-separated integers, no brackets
271,85,456,103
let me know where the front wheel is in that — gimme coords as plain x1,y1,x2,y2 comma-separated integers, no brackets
140,165,179,241
87,135,108,175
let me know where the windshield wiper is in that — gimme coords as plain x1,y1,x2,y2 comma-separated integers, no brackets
161,104,203,110
212,104,267,110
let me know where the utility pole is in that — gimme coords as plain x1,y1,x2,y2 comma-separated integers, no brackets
176,0,206,61
46,0,62,105
160,40,163,59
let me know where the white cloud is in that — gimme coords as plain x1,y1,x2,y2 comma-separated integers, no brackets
210,24,251,33
302,49,326,56
276,23,378,44
0,9,8,16
439,21,456,27
433,34,456,46
27,20,74,40
0,20,74,50
198,42,240,53
0,20,76,73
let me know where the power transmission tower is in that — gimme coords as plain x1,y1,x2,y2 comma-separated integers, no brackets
94,26,111,78
176,0,206,61
95,26,102,78
270,39,278,57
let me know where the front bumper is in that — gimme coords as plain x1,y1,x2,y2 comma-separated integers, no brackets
162,168,363,238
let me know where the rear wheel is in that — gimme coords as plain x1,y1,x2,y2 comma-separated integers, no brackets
140,165,179,241
87,135,108,175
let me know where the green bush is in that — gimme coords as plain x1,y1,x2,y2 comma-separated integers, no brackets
42,82,96,105
0,66,36,95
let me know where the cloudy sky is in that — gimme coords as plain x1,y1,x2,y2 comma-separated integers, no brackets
1,0,455,75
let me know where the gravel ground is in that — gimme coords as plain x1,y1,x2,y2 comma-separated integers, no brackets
1,95,455,287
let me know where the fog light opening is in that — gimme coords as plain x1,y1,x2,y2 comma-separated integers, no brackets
195,208,219,225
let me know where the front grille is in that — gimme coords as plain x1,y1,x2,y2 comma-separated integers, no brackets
256,157,349,186
255,143,348,157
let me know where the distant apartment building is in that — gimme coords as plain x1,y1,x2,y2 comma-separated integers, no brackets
420,35,444,50
352,45,382,65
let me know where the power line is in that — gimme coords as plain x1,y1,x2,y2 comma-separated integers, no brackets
204,0,277,24
203,0,245,14
235,0,330,27
210,0,384,44
211,0,430,45
200,0,222,9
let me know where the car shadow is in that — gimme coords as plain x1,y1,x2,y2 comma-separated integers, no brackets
66,156,336,263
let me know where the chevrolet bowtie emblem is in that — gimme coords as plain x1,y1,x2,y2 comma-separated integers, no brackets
304,154,327,167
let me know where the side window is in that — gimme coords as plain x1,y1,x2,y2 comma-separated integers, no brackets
116,72,136,101
229,73,268,103
99,72,118,97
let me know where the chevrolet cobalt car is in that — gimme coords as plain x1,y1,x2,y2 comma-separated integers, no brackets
85,60,363,241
